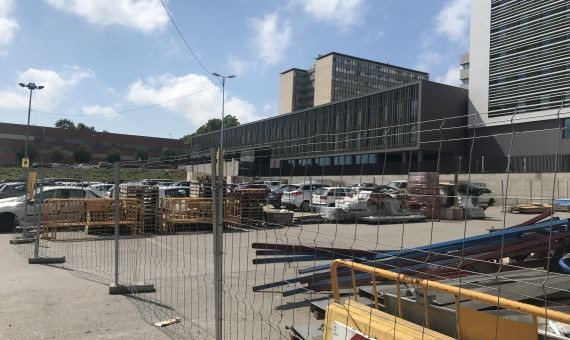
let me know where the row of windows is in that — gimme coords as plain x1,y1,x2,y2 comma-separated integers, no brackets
491,3,569,34
490,63,570,85
282,154,378,167
332,56,427,80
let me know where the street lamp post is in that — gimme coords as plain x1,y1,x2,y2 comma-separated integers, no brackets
210,72,234,340
19,83,44,161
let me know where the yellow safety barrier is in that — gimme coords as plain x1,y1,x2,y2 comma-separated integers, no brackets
326,259,570,339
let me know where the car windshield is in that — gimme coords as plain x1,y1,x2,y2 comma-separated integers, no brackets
313,188,326,195
387,181,401,189
282,185,299,192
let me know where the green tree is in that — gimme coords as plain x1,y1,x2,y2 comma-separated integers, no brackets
191,114,240,136
73,144,92,163
14,145,38,162
77,123,96,132
49,146,66,163
135,148,148,162
54,119,75,129
105,148,122,163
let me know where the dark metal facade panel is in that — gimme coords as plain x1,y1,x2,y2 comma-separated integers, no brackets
190,83,421,159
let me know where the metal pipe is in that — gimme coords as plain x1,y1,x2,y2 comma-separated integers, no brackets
33,170,43,258
114,162,120,286
330,259,570,324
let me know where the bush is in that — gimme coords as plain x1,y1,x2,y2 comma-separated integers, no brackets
73,144,92,163
14,144,37,162
106,148,122,163
49,146,66,163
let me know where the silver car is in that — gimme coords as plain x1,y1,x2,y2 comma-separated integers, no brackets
0,186,100,232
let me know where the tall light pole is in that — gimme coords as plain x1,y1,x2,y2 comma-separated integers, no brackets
210,72,234,340
19,83,44,161
212,73,235,151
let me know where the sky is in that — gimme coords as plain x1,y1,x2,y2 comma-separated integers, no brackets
0,0,471,139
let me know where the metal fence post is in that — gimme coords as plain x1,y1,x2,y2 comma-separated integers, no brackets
33,169,43,258
114,161,120,287
211,147,223,340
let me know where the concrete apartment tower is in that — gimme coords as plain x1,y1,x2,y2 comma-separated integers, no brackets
279,52,429,114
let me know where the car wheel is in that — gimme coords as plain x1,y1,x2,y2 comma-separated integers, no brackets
301,200,311,212
488,198,495,206
0,213,16,233
328,203,335,207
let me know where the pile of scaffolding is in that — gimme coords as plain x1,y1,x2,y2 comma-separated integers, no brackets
253,214,570,296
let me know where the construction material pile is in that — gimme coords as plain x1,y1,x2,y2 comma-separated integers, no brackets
119,184,159,233
252,215,570,296
226,189,266,227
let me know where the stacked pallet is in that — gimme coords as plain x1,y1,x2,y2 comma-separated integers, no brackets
158,197,213,233
119,185,159,233
407,172,440,219
226,189,267,227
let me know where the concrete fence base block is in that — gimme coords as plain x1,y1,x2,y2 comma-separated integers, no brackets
108,282,156,295
28,256,66,264
10,238,35,245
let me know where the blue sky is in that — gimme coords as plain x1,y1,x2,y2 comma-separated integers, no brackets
0,0,470,138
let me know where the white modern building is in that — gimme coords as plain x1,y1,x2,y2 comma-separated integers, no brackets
468,0,570,173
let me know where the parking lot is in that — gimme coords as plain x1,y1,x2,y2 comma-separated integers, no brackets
7,204,565,339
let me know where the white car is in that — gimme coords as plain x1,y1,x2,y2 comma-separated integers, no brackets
336,189,376,217
281,184,329,212
88,183,114,197
159,186,190,198
387,180,407,193
311,187,352,208
0,186,101,232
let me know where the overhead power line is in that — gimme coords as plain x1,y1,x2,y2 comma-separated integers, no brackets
160,0,212,76
31,85,215,117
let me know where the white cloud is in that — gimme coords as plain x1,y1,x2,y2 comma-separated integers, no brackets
435,65,460,86
44,0,168,33
227,55,256,76
294,0,363,28
82,105,119,118
0,66,94,111
126,73,265,127
251,13,292,66
0,0,19,45
436,0,471,42
415,50,443,72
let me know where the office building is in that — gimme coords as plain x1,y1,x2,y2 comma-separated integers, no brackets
191,81,467,176
279,52,429,114
469,0,570,172
0,122,187,166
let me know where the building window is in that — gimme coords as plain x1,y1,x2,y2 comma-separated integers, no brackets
564,119,570,139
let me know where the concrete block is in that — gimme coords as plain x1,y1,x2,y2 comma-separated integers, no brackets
265,211,294,225
439,207,464,220
9,238,35,245
28,257,66,264
109,282,155,295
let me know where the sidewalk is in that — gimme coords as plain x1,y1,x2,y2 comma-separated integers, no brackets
0,234,169,340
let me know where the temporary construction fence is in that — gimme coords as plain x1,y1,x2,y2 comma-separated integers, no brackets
6,106,570,339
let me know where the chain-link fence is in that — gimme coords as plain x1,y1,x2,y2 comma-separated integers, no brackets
6,106,570,339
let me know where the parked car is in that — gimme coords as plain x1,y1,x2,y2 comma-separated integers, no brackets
170,181,190,187
387,180,407,193
263,181,282,192
350,183,378,192
88,183,114,197
235,183,271,195
478,188,495,206
267,184,298,208
0,186,101,232
0,182,25,199
281,183,329,212
159,186,190,198
97,162,113,169
140,179,174,186
311,187,352,208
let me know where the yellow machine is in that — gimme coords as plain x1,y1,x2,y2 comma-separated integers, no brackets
323,259,570,340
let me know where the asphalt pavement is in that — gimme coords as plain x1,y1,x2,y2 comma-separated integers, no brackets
0,233,170,340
